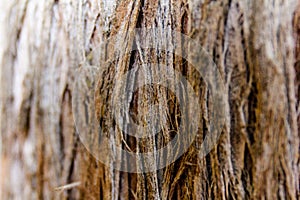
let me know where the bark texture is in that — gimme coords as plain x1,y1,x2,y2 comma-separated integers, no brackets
1,0,299,199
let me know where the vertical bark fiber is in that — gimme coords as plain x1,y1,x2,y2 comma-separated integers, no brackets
0,0,299,199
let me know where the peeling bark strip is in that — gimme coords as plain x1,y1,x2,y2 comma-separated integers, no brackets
0,0,299,200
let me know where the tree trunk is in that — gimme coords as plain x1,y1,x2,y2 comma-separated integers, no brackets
1,0,299,199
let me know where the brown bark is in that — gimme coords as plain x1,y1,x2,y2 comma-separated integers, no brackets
1,0,299,199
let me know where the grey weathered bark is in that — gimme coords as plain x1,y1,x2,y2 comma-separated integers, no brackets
0,0,299,199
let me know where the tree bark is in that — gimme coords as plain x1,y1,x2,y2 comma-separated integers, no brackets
1,0,299,199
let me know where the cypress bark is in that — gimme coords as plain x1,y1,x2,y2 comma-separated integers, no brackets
0,0,299,199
